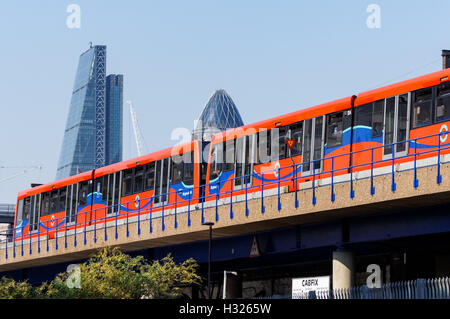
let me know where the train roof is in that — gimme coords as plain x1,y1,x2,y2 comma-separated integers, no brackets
210,68,450,144
17,140,198,199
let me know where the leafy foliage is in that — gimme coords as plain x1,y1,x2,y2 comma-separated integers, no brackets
0,247,201,299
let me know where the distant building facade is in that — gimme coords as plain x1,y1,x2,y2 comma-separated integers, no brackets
56,45,123,179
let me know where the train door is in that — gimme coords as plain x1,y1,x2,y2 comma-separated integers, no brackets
65,183,77,224
302,116,325,175
154,158,170,205
29,194,40,233
234,135,255,190
383,93,410,159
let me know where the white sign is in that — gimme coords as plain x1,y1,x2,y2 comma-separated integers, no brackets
292,276,330,299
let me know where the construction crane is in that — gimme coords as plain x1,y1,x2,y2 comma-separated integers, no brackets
126,100,147,157
0,166,43,184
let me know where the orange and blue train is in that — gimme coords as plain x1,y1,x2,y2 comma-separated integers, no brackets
13,68,450,241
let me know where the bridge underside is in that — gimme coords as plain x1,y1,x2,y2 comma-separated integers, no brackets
1,161,450,273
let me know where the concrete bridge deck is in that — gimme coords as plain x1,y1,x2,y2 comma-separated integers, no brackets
1,156,450,272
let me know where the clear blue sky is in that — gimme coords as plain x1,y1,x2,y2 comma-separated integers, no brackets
0,0,449,203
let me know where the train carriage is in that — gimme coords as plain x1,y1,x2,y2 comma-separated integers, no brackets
14,140,201,241
13,67,450,241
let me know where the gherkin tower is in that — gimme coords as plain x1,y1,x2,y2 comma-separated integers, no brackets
192,89,244,142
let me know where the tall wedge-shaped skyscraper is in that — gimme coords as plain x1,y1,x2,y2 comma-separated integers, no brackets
56,45,123,179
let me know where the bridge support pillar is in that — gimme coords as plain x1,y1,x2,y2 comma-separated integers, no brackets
332,248,355,289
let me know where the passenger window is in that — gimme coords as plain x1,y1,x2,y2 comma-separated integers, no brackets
327,112,344,148
78,181,89,207
41,192,50,216
209,144,222,180
59,187,67,212
50,190,59,213
134,166,144,193
144,162,155,191
278,127,287,160
122,168,133,196
436,82,450,122
183,152,194,185
257,130,271,164
412,87,433,128
23,197,31,220
224,140,235,171
289,122,303,156
171,159,183,185
355,103,373,127
372,100,384,138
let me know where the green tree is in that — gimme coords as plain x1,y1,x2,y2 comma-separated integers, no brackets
0,277,38,299
45,247,201,299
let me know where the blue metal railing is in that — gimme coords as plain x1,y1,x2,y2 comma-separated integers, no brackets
0,130,449,259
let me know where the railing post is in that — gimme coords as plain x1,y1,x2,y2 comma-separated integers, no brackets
65,215,68,249
161,194,165,231
350,153,355,199
29,224,32,255
149,199,153,233
437,133,442,184
21,225,24,256
260,173,265,214
174,191,178,229
214,184,219,221
83,211,87,245
115,204,118,239
73,212,77,247
138,198,142,235
126,202,130,237
277,167,281,211
12,227,15,258
245,174,249,217
414,138,419,188
104,210,108,242
229,181,234,220
312,161,317,205
187,189,191,227
94,208,97,243
391,144,396,192
38,222,41,253
55,218,58,251
294,163,299,208
370,147,375,195
331,157,335,202
46,220,49,252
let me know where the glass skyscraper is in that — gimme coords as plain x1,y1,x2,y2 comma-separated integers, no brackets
105,74,123,166
56,45,123,180
192,89,244,142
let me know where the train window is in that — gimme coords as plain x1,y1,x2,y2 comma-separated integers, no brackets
40,192,49,216
289,122,303,156
171,158,183,185
372,100,384,138
50,190,59,213
78,181,89,207
23,197,31,221
58,187,67,212
144,162,155,191
184,152,194,185
412,87,433,128
436,82,450,122
257,130,271,164
224,140,235,171
327,112,343,149
278,126,288,160
209,144,222,180
355,103,372,127
134,166,144,193
122,168,133,196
